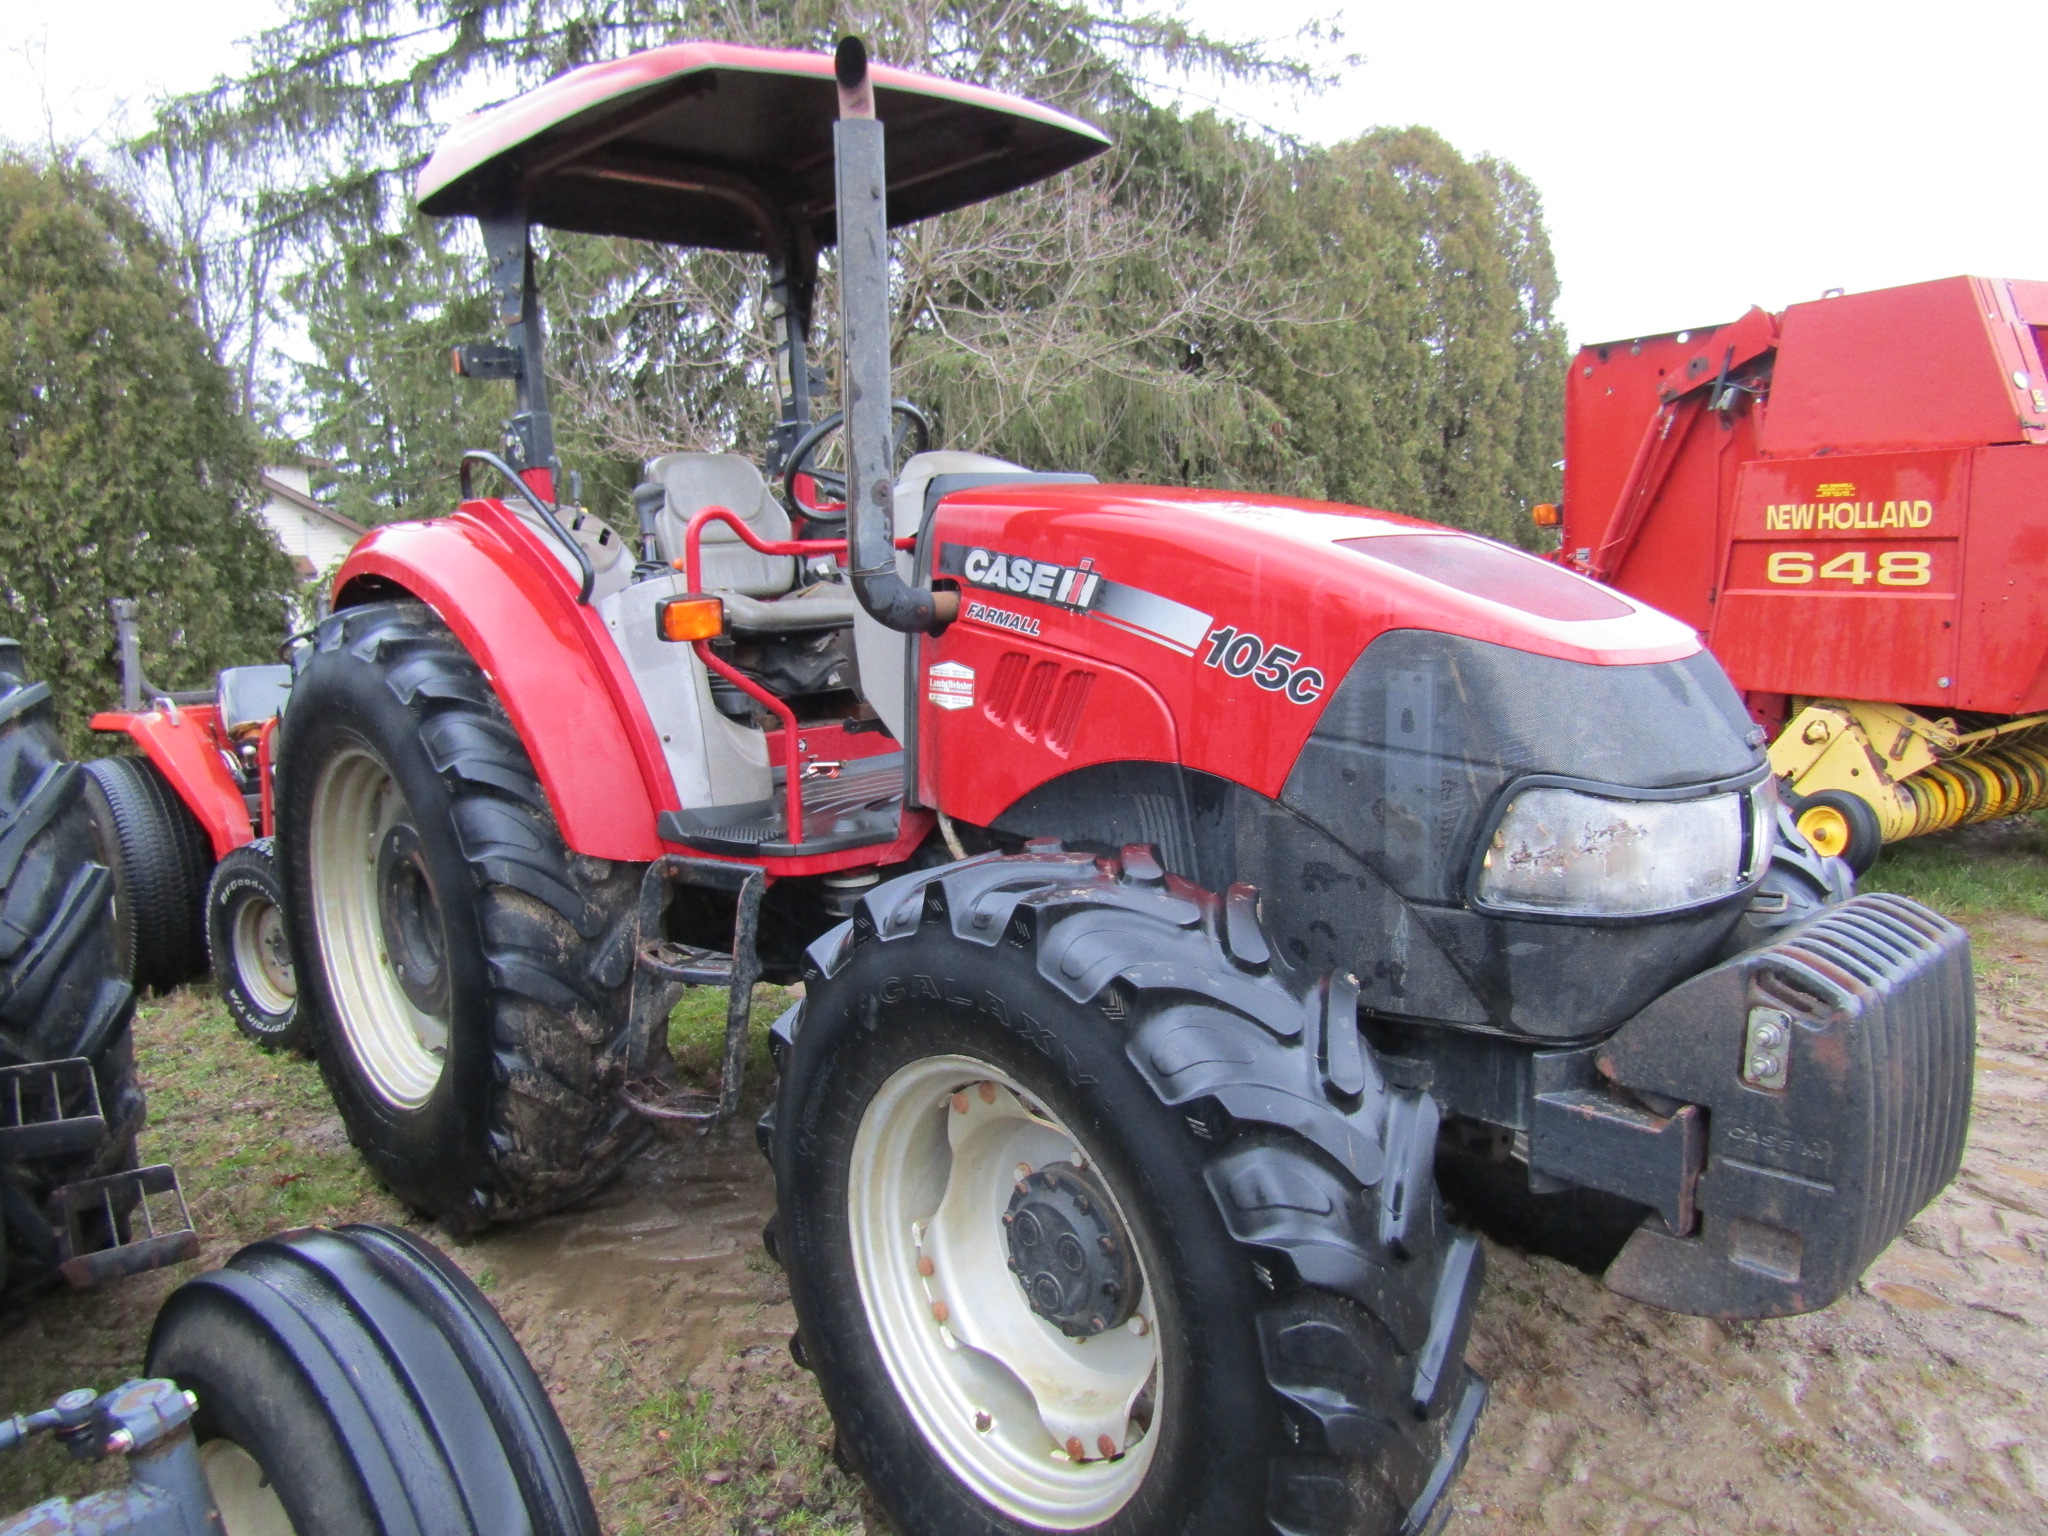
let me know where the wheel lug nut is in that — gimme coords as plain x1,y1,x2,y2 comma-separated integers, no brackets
1128,1314,1150,1336
1014,1163,1032,1181
931,1301,950,1324
951,1092,968,1114
973,1411,993,1433
1097,1435,1117,1459
978,1081,996,1103
917,1255,934,1277
1065,1436,1085,1461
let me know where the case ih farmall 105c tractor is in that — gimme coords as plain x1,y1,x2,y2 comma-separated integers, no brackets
1553,276,2048,873
268,39,1976,1536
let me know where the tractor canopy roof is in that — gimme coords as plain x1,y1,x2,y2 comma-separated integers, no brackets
416,41,1110,252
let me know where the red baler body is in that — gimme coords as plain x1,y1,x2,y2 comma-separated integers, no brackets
1561,276,2048,732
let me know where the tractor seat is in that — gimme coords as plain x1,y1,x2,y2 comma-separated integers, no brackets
648,453,798,598
216,664,293,739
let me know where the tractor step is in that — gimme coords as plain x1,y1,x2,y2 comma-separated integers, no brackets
48,1164,200,1289
0,1057,106,1161
637,940,733,986
659,752,905,857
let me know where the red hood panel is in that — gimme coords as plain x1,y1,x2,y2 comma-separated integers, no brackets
920,483,1698,817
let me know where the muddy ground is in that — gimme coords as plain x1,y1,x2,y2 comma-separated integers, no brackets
4,916,2046,1535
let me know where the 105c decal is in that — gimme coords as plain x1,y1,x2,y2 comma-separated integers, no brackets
1202,626,1326,704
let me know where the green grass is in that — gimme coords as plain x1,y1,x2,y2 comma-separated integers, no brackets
620,1374,861,1534
666,982,795,1095
1858,812,2048,919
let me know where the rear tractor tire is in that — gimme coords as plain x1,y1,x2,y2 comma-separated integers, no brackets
276,601,647,1231
0,646,143,1296
206,839,306,1054
147,1222,599,1536
82,753,215,990
1793,788,1883,876
768,847,1487,1536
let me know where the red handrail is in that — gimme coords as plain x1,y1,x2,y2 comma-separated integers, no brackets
674,506,921,849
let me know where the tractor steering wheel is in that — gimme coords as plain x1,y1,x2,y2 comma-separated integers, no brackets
781,401,933,522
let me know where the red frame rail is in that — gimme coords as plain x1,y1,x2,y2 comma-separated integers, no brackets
674,505,915,846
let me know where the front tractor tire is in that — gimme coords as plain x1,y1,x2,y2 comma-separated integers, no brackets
769,848,1486,1536
276,601,646,1230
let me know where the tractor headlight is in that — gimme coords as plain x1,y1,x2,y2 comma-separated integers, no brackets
1475,782,1765,918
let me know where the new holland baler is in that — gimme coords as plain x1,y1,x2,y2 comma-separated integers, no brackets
1553,275,2048,870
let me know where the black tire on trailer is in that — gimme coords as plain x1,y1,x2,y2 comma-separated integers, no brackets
147,1222,600,1536
767,846,1488,1536
275,600,647,1232
205,838,307,1054
82,753,214,989
0,645,143,1294
1793,788,1883,876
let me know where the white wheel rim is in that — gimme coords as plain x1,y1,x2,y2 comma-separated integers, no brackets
849,1055,1164,1528
231,890,297,1017
200,1439,296,1536
306,744,448,1108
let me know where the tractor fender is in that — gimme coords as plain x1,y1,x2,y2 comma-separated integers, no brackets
88,705,251,857
331,507,668,861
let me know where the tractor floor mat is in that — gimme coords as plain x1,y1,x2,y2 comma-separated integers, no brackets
0,1056,104,1161
48,1163,198,1289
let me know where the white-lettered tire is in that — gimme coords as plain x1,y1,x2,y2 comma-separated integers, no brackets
275,601,646,1231
205,838,305,1053
767,845,1487,1536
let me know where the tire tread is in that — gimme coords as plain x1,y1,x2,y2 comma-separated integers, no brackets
790,845,1486,1536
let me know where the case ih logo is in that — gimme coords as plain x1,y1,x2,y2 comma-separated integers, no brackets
938,543,1214,657
949,546,1103,611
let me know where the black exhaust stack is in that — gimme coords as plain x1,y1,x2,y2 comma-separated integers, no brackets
834,37,956,633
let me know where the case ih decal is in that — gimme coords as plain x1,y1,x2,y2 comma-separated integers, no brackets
947,545,1103,610
940,544,1214,656
1201,625,1326,704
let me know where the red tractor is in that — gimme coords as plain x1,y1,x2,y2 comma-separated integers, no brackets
271,39,1975,1536
83,600,301,1049
1553,276,2048,871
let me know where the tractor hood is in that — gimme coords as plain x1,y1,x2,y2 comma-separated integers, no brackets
921,482,1767,1037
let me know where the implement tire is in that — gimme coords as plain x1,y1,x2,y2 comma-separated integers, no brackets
0,645,142,1296
276,601,646,1232
148,1223,599,1536
82,753,214,990
767,845,1486,1536
206,838,306,1054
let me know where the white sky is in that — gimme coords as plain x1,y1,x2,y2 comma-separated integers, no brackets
4,0,2041,347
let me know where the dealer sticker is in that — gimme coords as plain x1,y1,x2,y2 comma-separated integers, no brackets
927,660,976,710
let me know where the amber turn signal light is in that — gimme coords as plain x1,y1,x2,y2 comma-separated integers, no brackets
656,594,725,642
1530,503,1561,528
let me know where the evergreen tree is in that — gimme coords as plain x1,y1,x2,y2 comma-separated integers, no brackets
144,4,1564,539
1252,127,1566,544
0,151,296,747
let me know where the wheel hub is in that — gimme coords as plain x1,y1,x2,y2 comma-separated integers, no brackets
375,824,447,1017
1004,1162,1140,1337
